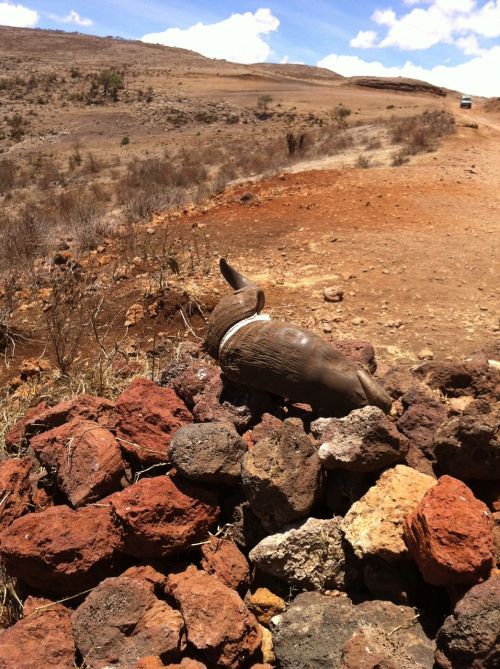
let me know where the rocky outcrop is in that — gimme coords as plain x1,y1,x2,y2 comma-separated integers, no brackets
241,418,323,530
404,475,494,586
351,76,447,96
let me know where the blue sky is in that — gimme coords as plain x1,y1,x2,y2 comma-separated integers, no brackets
1,1,499,95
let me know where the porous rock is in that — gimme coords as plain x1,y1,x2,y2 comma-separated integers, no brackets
229,501,268,551
435,573,500,669
249,517,348,591
30,417,125,507
331,338,377,374
0,596,76,669
342,464,435,561
162,660,207,669
169,422,247,485
249,412,284,445
271,591,435,669
397,387,448,458
404,475,494,586
120,565,167,594
241,418,323,530
0,504,123,594
245,588,287,626
414,357,499,398
107,475,219,558
112,378,193,465
317,406,408,472
200,536,250,592
0,457,32,528
23,394,115,439
166,566,262,668
168,357,274,432
72,576,185,669
433,408,500,480
4,401,47,451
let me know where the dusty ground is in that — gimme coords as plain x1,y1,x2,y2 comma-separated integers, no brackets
0,28,499,394
175,103,499,366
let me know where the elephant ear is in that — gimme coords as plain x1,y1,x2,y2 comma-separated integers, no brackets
220,258,257,290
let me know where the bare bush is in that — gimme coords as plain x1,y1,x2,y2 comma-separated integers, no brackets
44,270,98,377
0,159,17,194
389,110,455,156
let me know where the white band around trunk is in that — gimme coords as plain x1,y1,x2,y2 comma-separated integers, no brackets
219,313,271,356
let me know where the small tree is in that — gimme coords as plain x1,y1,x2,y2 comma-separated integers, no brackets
331,105,351,127
97,69,124,102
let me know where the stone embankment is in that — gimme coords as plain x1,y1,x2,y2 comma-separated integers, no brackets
0,341,498,668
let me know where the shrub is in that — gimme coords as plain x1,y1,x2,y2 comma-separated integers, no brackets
121,136,130,146
356,154,371,168
0,159,16,194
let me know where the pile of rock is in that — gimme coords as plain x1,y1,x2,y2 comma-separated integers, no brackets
0,344,498,669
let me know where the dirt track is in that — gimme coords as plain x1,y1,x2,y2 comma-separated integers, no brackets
181,103,499,366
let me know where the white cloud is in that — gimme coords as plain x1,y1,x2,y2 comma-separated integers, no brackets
141,8,279,64
59,10,93,27
366,1,500,51
350,30,378,48
373,9,398,26
455,33,485,54
318,45,500,97
0,1,38,27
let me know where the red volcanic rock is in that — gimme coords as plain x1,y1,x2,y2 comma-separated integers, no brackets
31,418,126,507
0,504,123,594
72,576,185,669
0,457,32,528
397,388,448,459
23,394,115,439
200,536,250,592
4,401,47,451
163,660,207,669
112,378,193,465
331,338,377,374
404,476,494,586
166,566,261,668
134,658,166,669
107,475,219,558
250,413,283,445
121,565,167,594
435,573,500,669
0,596,75,669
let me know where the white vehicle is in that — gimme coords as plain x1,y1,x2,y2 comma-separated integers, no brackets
460,95,472,109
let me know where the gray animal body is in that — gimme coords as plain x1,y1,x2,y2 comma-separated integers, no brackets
206,259,392,415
